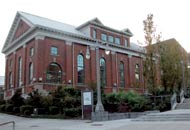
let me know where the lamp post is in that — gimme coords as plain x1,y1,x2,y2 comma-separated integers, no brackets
86,42,110,120
95,46,104,111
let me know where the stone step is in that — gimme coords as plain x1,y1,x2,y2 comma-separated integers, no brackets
133,110,190,121
176,103,190,109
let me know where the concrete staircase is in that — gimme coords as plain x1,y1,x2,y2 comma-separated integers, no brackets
133,98,190,121
133,109,190,121
175,98,190,109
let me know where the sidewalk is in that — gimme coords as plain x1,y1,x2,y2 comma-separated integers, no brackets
1,111,190,130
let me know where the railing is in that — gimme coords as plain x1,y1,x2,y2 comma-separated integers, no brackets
170,93,177,110
0,121,15,130
180,89,185,103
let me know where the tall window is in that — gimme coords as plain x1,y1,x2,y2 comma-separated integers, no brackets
108,35,114,43
100,58,106,87
51,46,58,55
119,62,125,87
92,29,97,39
30,47,34,56
77,54,85,84
101,33,107,41
135,64,140,82
18,57,22,87
29,63,33,83
125,39,129,47
115,37,120,44
9,72,12,89
46,63,62,83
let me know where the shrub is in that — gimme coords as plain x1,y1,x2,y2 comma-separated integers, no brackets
0,99,5,105
49,106,59,115
64,107,81,117
5,104,14,113
11,88,24,107
24,110,31,116
0,104,5,112
13,107,20,113
20,105,33,116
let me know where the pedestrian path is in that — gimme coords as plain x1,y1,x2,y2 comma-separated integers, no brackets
1,110,190,130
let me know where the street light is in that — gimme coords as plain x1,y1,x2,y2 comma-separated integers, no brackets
86,42,110,113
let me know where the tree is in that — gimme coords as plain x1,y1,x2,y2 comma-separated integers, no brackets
158,39,188,93
143,14,161,95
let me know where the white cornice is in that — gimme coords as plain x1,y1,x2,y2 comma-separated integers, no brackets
3,27,144,58
37,29,143,57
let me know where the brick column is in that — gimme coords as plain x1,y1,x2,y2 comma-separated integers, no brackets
128,54,132,88
5,57,8,90
111,51,117,91
22,45,27,87
13,51,16,88
65,41,72,85
34,35,45,82
90,47,96,84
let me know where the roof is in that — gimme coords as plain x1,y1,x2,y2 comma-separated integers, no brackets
130,42,145,52
0,76,4,86
19,12,86,37
77,17,133,37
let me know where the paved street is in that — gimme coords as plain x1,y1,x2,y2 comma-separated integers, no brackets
1,111,190,130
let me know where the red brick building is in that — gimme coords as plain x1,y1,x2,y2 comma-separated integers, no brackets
2,12,145,99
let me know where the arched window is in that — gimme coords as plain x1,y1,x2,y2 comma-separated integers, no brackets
119,62,125,87
77,54,84,84
29,62,33,83
18,57,22,87
100,58,106,87
46,63,62,83
135,64,140,82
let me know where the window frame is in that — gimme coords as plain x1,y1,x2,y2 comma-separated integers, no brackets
119,61,125,87
29,62,34,83
115,37,120,44
77,54,85,84
108,35,114,43
18,57,22,87
46,62,62,83
92,29,97,39
30,47,34,57
101,33,107,41
135,64,140,82
100,58,107,87
51,46,58,56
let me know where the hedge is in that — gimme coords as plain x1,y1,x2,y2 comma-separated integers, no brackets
20,105,34,116
49,106,59,115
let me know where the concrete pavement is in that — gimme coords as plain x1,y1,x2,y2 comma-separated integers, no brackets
1,110,190,130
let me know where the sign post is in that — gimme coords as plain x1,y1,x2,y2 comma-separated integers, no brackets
81,90,93,119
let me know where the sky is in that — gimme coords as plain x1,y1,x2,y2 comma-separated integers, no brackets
0,0,190,76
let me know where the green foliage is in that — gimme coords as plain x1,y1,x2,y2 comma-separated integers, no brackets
143,14,161,95
0,99,5,105
40,95,53,113
158,39,188,93
25,89,43,108
49,106,59,115
5,104,14,112
0,104,5,112
13,107,20,113
20,105,33,116
104,91,147,112
11,88,24,107
63,107,81,117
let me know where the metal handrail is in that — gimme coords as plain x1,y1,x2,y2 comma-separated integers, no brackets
0,121,15,130
170,93,177,110
180,89,185,103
